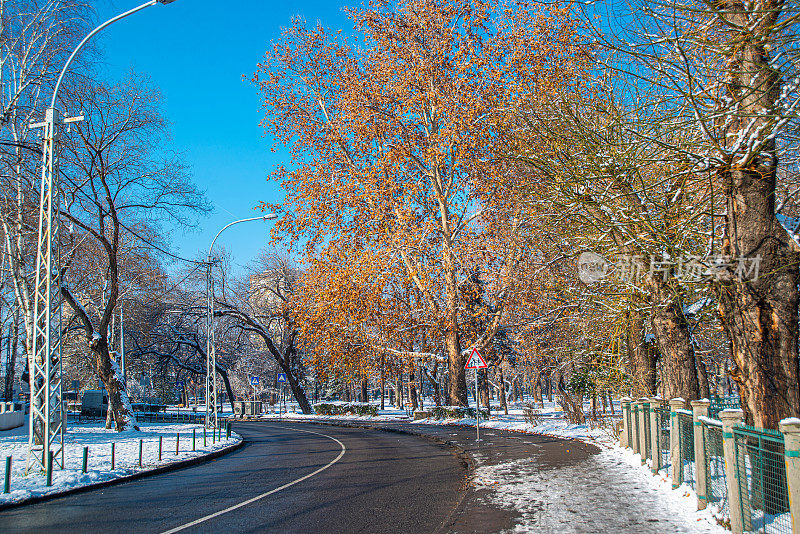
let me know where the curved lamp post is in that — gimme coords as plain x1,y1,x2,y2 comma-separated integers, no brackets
27,0,179,473
205,214,278,428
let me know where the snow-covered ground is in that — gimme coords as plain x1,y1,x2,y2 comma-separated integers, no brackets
262,398,616,441
472,445,726,533
0,419,240,506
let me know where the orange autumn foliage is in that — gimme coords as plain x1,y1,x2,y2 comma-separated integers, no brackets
254,0,593,405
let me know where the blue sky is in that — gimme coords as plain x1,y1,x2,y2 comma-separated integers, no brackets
94,0,352,273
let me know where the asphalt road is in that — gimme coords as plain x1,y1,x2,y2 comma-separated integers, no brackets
0,422,467,534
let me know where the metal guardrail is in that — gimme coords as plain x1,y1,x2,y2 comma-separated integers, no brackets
68,411,206,425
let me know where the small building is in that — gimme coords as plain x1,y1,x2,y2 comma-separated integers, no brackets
80,390,108,416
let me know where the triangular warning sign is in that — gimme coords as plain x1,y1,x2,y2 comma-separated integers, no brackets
464,348,488,369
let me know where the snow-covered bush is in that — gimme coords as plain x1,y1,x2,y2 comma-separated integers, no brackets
313,403,378,416
523,403,543,426
430,406,489,420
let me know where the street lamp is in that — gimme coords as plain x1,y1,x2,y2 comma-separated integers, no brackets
27,0,179,474
205,214,278,428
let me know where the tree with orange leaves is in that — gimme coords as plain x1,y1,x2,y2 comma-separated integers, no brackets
254,0,591,405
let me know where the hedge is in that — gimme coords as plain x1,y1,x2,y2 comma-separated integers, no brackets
429,406,490,420
314,403,379,417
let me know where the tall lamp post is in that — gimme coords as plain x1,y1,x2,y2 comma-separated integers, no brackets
27,0,179,473
206,214,278,428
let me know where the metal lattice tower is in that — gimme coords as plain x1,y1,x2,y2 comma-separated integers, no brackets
27,108,66,472
24,0,178,474
205,265,218,429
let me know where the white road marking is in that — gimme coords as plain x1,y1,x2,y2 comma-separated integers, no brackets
160,425,346,534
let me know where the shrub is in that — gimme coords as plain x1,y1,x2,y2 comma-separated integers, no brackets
430,406,489,420
313,403,378,417
523,402,542,426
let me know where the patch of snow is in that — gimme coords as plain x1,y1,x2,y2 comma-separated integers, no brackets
473,447,726,533
0,420,240,506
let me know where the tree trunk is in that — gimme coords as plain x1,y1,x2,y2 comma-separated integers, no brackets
709,0,800,429
533,376,543,406
409,369,418,411
715,216,800,428
395,377,402,408
696,352,711,399
361,378,369,403
445,326,467,406
647,278,700,401
425,363,442,406
380,355,385,410
479,369,490,414
499,367,508,415
92,337,137,431
555,371,585,424
216,366,236,413
627,309,656,396
4,314,18,400
279,359,311,414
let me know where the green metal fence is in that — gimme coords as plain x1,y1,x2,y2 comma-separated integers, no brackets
678,411,696,489
733,424,791,534
69,412,206,425
702,418,728,518
709,395,740,419
655,406,671,474
633,404,640,451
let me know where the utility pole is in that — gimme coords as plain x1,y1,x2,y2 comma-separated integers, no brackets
27,107,81,473
205,262,218,429
206,214,277,429
25,0,180,474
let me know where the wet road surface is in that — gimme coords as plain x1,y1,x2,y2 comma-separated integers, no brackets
0,422,466,534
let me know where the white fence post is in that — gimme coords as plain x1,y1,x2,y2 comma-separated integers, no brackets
691,399,710,510
669,398,686,488
621,398,631,448
720,409,745,534
779,418,800,534
649,396,661,473
638,397,650,465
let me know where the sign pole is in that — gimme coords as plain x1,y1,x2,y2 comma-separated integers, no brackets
475,369,480,442
464,348,487,443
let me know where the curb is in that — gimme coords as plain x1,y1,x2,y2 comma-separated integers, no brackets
0,437,244,512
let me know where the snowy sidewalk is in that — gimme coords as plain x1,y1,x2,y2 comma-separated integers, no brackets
0,420,241,507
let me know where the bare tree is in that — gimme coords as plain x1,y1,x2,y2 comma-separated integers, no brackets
57,73,209,430
581,0,800,427
213,250,313,414
0,0,88,398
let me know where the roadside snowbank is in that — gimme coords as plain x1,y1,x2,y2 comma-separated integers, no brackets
0,421,240,506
